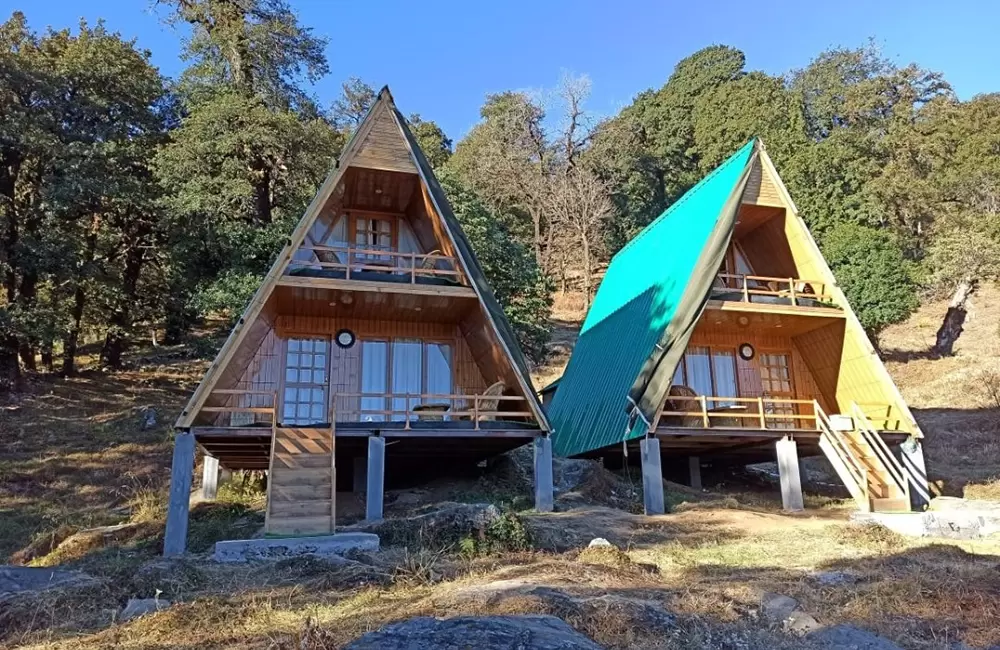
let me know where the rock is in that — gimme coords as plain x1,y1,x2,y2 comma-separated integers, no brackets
140,407,158,430
119,597,171,622
587,537,613,548
214,533,380,562
784,610,821,635
810,571,858,586
578,594,676,630
807,624,904,649
760,592,799,623
344,614,603,650
0,566,103,604
344,502,502,548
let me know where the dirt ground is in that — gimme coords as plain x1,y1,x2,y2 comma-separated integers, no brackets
2,288,1000,648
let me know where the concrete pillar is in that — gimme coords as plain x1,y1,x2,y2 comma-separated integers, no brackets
201,455,220,501
365,436,385,521
688,456,702,490
640,437,665,515
899,437,931,510
775,437,804,512
353,456,367,495
533,436,554,512
164,431,195,557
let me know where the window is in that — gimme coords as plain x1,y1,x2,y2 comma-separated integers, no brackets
359,338,454,421
673,346,738,404
281,338,329,425
352,214,396,263
759,352,796,428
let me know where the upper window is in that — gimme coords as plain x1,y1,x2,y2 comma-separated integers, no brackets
352,214,396,262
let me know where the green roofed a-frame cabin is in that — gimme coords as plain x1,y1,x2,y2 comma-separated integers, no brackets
546,139,929,516
161,88,554,557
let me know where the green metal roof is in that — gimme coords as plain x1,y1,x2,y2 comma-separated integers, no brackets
547,140,758,457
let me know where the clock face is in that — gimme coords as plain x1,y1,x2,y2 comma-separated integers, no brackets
739,343,755,360
335,329,356,349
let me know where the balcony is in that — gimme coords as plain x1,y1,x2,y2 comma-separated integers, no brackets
711,274,839,309
287,245,467,288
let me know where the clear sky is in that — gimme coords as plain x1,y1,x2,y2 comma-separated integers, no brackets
5,0,997,139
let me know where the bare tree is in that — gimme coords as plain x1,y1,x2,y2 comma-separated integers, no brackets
546,169,614,308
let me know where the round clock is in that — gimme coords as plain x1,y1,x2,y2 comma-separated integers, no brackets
738,343,755,361
335,329,356,349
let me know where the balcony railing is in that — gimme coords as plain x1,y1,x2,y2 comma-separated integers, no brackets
200,390,533,430
332,392,533,429
292,245,465,285
658,395,820,430
711,274,837,308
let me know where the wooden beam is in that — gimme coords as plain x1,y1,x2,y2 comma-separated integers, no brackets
275,274,477,298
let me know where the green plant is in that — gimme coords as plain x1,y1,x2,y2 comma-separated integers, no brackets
459,511,532,556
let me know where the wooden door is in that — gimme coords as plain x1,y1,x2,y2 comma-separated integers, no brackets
759,352,796,428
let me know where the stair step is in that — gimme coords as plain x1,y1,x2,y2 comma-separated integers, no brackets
271,484,334,501
266,515,334,536
269,467,333,486
269,499,333,518
870,497,911,513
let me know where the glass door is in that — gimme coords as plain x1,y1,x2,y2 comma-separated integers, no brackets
360,340,388,422
391,339,423,421
759,352,796,428
281,338,330,426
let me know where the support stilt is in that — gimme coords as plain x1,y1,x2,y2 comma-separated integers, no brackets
365,436,385,522
776,437,804,512
202,455,220,501
640,437,665,515
533,436,554,512
688,455,702,490
164,431,195,557
899,437,931,510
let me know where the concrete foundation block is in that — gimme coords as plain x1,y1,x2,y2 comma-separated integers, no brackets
213,533,380,563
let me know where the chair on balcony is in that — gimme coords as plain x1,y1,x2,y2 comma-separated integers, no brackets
666,385,703,427
420,249,442,271
458,381,506,422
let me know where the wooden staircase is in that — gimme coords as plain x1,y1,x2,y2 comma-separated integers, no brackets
815,402,911,513
265,426,336,536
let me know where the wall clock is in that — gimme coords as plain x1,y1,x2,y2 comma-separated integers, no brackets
738,343,755,361
335,329,356,349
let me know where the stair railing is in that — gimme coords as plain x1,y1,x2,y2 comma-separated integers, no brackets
850,402,910,503
813,400,869,508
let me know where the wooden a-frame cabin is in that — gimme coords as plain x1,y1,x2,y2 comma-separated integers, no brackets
163,88,553,555
546,140,930,515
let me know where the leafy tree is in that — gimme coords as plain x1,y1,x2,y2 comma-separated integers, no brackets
439,172,552,362
330,76,376,131
408,113,452,168
821,223,920,344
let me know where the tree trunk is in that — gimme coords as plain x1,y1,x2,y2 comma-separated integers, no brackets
530,207,543,268
934,278,977,357
580,234,592,310
62,283,87,377
18,341,36,372
101,239,146,369
0,336,20,393
40,339,54,372
251,160,272,225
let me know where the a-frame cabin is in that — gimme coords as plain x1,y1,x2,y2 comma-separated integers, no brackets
547,139,929,515
163,88,553,555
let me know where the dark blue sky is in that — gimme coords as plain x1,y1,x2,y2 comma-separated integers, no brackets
6,0,997,138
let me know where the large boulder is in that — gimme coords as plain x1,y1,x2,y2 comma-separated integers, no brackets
0,566,103,604
344,614,603,650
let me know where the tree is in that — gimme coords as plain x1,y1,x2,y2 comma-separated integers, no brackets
821,223,920,345
439,172,552,362
408,113,452,168
330,76,376,132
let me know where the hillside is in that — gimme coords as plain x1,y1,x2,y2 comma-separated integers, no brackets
1,290,1000,648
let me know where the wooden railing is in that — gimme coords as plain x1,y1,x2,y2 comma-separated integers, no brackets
332,392,533,430
198,389,531,430
851,402,910,501
295,245,465,285
815,401,870,508
712,273,837,307
658,395,819,430
854,402,903,431
202,390,277,426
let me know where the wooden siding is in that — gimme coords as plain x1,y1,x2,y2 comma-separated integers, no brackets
741,158,784,207
350,105,418,174
736,212,799,279
686,326,828,411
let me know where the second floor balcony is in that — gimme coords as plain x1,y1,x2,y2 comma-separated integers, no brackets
710,273,840,311
287,244,467,289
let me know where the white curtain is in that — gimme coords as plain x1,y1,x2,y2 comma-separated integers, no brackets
711,350,738,406
685,347,713,397
391,340,422,420
426,343,453,414
360,341,388,422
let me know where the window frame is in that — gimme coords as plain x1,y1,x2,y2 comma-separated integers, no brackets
279,336,332,426
349,211,399,259
357,336,456,421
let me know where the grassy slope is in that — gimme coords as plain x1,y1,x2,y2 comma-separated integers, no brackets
1,291,1000,648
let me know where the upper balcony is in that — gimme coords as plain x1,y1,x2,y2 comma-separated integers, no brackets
287,244,468,289
709,273,841,313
